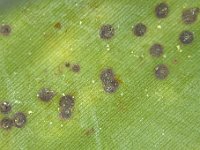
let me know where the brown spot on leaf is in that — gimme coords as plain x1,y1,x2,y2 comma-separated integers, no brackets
13,112,27,128
84,128,95,136
182,8,199,24
0,118,13,130
59,95,75,120
149,44,164,57
133,23,147,37
65,62,71,67
0,24,11,36
38,88,55,102
71,64,80,73
154,64,169,80
54,22,62,29
100,68,119,93
179,31,193,44
0,102,11,114
99,24,115,40
155,3,169,18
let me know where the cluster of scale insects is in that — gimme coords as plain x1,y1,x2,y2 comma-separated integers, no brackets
0,2,199,130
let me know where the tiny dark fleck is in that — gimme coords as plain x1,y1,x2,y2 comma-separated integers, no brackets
59,95,75,109
84,128,95,136
0,118,13,129
155,64,169,80
99,24,115,40
60,108,72,120
149,44,164,57
182,8,199,24
100,69,119,93
13,112,27,128
0,102,11,114
133,23,147,37
65,62,70,67
71,64,80,73
38,88,55,102
54,22,62,29
179,31,194,44
155,3,169,18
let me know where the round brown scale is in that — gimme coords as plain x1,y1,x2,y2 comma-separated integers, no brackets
154,64,169,80
60,108,72,120
182,8,199,24
179,31,194,44
71,64,80,73
99,24,115,40
100,68,119,93
13,112,27,128
59,95,75,109
149,44,164,57
103,80,119,93
0,118,13,129
133,23,147,37
38,88,55,102
0,102,11,114
0,24,11,36
155,3,169,18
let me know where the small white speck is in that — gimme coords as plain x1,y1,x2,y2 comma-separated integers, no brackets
163,55,166,58
79,21,82,25
179,49,183,53
49,122,53,125
188,55,191,58
131,51,134,54
61,124,63,127
43,32,46,35
92,80,95,83
140,118,144,122
120,92,124,96
157,25,162,29
176,45,180,50
62,93,65,96
28,111,33,114
146,94,149,97
162,132,165,135
14,100,21,104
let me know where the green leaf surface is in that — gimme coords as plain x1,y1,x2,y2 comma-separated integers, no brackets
0,0,200,149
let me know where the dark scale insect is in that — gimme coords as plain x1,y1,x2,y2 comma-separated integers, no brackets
149,44,164,57
0,102,11,114
154,64,169,80
155,3,169,18
0,24,11,36
60,109,72,120
0,118,13,129
182,8,199,24
37,88,55,102
71,64,80,73
13,112,27,128
59,95,75,109
179,31,194,44
100,68,119,93
59,95,75,120
99,24,115,40
133,23,147,37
